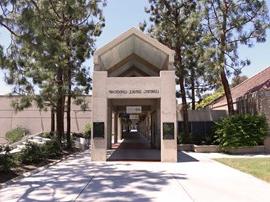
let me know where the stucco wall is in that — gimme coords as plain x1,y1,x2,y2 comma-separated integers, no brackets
0,96,92,143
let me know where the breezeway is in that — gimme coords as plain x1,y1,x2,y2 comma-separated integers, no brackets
1,150,270,202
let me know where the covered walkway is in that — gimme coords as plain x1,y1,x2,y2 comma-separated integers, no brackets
107,132,160,161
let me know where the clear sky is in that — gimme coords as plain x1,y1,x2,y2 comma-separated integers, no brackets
0,0,270,95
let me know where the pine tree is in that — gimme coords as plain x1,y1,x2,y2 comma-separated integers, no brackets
0,0,106,147
142,0,202,143
203,0,270,115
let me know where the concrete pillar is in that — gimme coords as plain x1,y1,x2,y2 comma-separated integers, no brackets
91,71,107,161
156,100,161,149
114,112,118,143
117,116,122,141
107,101,112,149
160,71,177,162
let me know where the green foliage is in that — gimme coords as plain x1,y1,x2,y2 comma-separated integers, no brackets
5,127,30,143
20,137,64,164
231,75,248,87
20,142,45,164
0,0,106,143
214,114,268,148
0,145,15,173
196,88,224,109
143,0,204,143
84,123,91,139
42,138,61,159
203,0,270,114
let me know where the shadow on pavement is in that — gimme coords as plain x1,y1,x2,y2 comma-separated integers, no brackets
178,151,199,163
0,151,188,202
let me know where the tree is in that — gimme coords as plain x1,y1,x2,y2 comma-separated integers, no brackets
0,0,105,148
231,75,248,87
142,0,202,143
203,0,270,115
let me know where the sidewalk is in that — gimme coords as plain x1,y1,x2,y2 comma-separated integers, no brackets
1,150,270,202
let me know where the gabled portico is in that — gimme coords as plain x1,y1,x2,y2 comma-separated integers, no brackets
91,28,177,162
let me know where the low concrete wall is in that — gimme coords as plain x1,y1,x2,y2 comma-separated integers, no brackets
177,109,227,122
224,146,265,154
194,145,220,153
264,136,270,153
177,144,194,152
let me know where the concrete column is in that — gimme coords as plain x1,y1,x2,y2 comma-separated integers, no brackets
114,112,118,143
107,101,112,149
160,71,177,162
91,71,107,161
117,116,122,141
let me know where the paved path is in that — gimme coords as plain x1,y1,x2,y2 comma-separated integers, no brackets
108,133,160,161
1,150,270,202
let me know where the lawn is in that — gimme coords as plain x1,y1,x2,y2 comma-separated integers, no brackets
216,158,270,183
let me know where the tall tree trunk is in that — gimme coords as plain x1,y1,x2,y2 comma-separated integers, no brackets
220,69,234,114
56,68,64,145
191,68,196,110
176,45,190,143
66,68,72,150
179,75,190,143
220,4,234,115
50,107,55,134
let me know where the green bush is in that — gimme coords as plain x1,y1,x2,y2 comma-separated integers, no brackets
84,123,91,139
42,138,62,159
20,142,44,164
0,145,15,173
214,114,268,149
5,127,30,143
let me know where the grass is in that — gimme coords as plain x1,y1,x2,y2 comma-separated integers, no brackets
216,158,270,183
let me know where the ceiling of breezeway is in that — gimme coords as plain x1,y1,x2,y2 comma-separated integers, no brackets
94,28,175,75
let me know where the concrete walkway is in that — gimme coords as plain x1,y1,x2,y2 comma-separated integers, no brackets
108,133,160,161
1,150,270,202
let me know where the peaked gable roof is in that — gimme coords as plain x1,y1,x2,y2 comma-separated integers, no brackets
211,66,270,108
94,27,175,71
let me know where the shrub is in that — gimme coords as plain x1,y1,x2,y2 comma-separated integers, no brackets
20,142,44,164
42,138,62,159
84,123,91,139
0,145,15,173
41,132,55,139
5,127,30,143
214,114,268,149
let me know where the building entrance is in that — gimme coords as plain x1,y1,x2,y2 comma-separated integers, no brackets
91,28,177,162
106,99,161,161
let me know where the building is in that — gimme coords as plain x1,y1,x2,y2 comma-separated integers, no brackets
0,28,227,160
208,66,270,110
91,28,177,162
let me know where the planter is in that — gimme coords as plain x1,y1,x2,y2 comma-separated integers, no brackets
178,144,194,152
194,145,220,153
225,145,265,154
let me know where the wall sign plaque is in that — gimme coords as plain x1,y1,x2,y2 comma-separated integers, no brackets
163,122,174,140
126,106,142,114
93,122,104,138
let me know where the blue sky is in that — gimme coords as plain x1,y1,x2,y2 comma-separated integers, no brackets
0,0,270,95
